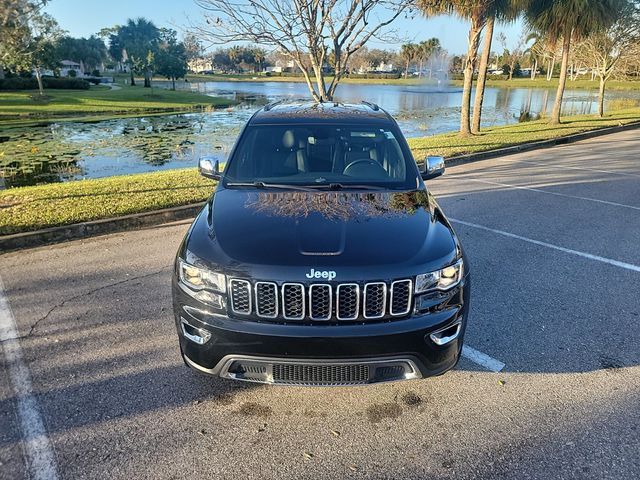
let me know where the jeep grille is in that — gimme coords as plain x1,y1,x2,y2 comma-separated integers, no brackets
229,278,413,322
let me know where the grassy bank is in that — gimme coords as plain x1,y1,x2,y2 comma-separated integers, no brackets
0,169,213,235
186,73,427,86
407,107,640,159
0,83,235,123
1,108,639,236
185,73,640,90
451,77,640,91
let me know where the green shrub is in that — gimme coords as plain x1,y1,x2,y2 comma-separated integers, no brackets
0,77,90,90
345,73,402,79
68,69,77,78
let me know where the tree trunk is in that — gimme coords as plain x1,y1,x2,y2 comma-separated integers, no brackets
531,59,537,80
598,75,606,117
471,15,494,134
144,69,151,88
547,57,554,81
461,18,483,136
35,68,44,96
172,78,176,91
130,69,135,86
313,64,327,101
0,65,5,79
405,60,409,79
550,29,572,125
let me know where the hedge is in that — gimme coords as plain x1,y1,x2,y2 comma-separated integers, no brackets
0,77,91,90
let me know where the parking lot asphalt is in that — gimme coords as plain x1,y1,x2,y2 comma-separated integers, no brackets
1,129,639,480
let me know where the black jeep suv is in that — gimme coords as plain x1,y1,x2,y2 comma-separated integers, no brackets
172,101,470,386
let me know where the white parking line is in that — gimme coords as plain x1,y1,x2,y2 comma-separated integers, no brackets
517,159,640,179
450,177,640,211
450,218,640,273
462,346,505,372
0,276,60,480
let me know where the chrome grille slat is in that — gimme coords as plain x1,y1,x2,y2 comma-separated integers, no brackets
229,279,251,314
282,283,305,320
255,282,278,318
309,284,332,320
364,282,387,319
336,283,360,321
390,279,412,316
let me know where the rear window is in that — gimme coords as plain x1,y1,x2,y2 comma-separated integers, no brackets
223,124,418,189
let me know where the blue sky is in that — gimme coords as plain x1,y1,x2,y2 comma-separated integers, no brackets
45,0,524,55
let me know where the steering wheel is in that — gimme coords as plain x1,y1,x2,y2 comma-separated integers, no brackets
343,159,388,178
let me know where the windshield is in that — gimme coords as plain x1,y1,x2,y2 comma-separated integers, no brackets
223,124,419,189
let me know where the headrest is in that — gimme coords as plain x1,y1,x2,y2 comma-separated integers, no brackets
282,130,295,149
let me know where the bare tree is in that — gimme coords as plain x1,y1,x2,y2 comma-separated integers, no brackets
573,1,640,116
191,0,407,101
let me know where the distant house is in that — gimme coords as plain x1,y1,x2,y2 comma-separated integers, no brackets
188,57,214,73
266,58,297,73
355,61,395,75
60,60,82,77
375,62,394,73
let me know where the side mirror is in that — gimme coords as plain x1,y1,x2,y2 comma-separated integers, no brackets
198,156,221,180
421,156,445,180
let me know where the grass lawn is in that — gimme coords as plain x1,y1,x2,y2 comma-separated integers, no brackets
0,83,236,123
451,77,640,91
0,169,214,235
1,107,639,236
408,108,640,159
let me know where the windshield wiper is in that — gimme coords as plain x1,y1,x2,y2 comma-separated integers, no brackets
225,181,316,191
319,183,387,191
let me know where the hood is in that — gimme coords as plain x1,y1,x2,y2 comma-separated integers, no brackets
185,188,457,277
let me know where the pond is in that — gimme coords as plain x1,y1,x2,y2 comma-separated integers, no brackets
1,80,638,187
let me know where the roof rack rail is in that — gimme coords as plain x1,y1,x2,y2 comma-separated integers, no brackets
361,100,379,111
263,99,288,111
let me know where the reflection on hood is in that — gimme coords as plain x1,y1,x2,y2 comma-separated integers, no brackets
244,190,432,221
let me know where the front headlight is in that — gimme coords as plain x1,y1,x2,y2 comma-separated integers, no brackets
415,259,464,293
178,259,226,293
178,259,226,308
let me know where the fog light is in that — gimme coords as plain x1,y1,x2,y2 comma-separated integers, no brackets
180,318,212,345
428,323,461,346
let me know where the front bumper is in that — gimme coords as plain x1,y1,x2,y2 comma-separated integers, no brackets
173,276,470,385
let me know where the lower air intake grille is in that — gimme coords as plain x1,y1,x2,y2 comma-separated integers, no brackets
272,363,370,385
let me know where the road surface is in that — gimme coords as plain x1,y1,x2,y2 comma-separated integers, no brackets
1,130,639,479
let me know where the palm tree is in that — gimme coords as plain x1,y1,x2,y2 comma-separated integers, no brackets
523,0,621,125
418,1,492,136
471,0,520,134
400,43,417,78
523,31,544,80
117,18,160,87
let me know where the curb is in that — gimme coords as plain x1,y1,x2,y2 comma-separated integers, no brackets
2,121,640,252
0,203,205,252
444,120,640,167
